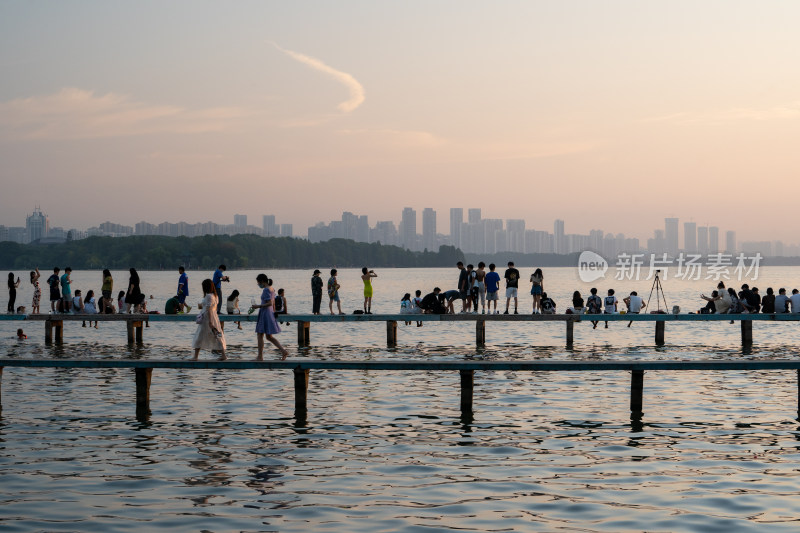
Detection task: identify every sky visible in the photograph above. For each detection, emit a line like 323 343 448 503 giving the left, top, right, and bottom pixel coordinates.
1 1 800 242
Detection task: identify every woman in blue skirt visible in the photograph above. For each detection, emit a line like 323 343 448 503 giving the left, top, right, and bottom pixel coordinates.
252 273 289 360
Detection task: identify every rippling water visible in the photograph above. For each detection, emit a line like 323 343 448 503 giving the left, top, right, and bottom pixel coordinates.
3 267 800 531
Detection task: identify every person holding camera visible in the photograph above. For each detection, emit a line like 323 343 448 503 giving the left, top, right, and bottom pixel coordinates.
361 267 378 314
212 264 230 316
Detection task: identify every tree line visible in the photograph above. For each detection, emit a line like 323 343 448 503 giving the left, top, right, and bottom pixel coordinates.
0 235 465 270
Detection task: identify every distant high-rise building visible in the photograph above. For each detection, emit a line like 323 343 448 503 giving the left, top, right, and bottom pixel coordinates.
697 226 709 255
726 231 737 253
401 207 416 250
26 207 49 244
553 219 565 254
449 208 463 249
468 208 481 225
506 219 525 253
422 208 437 251
341 211 358 240
234 214 247 228
356 216 369 242
280 224 293 237
262 215 278 236
665 218 679 257
683 222 697 253
709 226 719 254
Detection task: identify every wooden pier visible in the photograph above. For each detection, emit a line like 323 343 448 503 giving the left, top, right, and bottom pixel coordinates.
3 312 800 347
1 358 800 422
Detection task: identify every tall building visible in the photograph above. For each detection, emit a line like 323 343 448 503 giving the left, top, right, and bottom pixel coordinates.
683 222 697 253
665 217 679 257
449 208 463 249
697 226 709 255
725 231 737 253
468 208 482 224
422 208 437 251
262 215 278 236
341 211 358 240
356 216 369 243
26 207 49 244
401 207 416 250
709 226 719 254
234 214 247 228
506 219 526 253
280 224 293 237
553 219 565 254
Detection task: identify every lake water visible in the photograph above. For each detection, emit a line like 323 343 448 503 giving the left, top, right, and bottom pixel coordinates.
3 266 800 531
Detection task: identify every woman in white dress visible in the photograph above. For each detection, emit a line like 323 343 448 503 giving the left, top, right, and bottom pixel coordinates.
193 278 227 360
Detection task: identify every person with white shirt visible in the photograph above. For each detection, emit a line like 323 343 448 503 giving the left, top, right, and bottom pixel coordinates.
623 291 646 327
603 288 617 329
790 289 800 313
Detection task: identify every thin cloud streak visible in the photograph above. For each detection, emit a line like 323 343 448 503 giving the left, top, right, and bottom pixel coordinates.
273 43 365 113
645 101 800 125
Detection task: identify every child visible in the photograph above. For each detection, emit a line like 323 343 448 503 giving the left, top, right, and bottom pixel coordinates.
274 288 289 325
227 290 242 330
117 291 126 314
400 293 413 325
17 328 26 339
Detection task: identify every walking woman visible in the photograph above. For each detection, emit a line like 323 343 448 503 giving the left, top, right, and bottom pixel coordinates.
192 278 226 360
252 273 288 360
8 272 21 313
530 268 543 314
361 267 378 314
30 268 41 314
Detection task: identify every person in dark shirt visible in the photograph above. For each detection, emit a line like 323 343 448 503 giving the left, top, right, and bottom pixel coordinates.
311 269 323 315
419 288 445 314
164 296 180 315
761 287 775 313
504 261 520 314
457 262 469 313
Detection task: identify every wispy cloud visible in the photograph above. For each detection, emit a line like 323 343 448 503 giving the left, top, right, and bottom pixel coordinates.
273 43 365 113
0 88 247 141
646 101 800 125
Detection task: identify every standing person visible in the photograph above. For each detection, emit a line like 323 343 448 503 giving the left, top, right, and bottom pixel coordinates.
47 267 61 313
504 261 520 314
474 262 487 314
101 269 114 314
126 268 143 313
465 264 477 313
252 273 288 360
529 268 543 314
361 267 378 314
457 262 469 313
587 287 603 329
485 263 501 314
30 268 41 314
623 291 646 327
177 266 191 313
212 265 230 315
60 267 73 313
328 269 343 315
311 269 323 315
603 288 618 328
227 289 242 329
7 272 21 313
192 278 226 360
761 288 776 313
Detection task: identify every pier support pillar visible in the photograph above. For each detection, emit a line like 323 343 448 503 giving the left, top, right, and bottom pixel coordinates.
630 369 644 415
387 320 397 347
566 319 574 346
45 320 53 344
460 370 474 413
133 321 144 344
135 367 152 418
294 368 310 412
0 366 3 409
741 320 753 345
127 321 135 344
655 321 665 345
297 321 310 347
46 320 63 344
476 320 485 346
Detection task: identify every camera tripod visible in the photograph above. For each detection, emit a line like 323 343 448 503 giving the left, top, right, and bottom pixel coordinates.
646 270 668 313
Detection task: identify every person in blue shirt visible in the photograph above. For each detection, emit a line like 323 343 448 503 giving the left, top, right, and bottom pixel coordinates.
60 267 73 313
177 266 191 313
484 263 501 314
212 265 229 315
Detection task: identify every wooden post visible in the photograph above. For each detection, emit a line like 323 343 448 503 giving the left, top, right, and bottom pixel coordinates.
133 321 143 344
297 321 310 347
476 320 485 346
655 321 665 345
387 320 398 347
460 369 474 413
127 321 135 344
135 367 153 416
45 320 53 344
630 369 644 414
566 319 574 345
0 366 3 409
741 320 753 345
294 368 310 411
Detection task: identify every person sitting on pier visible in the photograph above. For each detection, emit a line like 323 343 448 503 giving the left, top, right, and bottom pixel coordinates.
623 291 645 327
740 284 759 314
164 295 180 315
790 289 800 314
400 293 413 325
699 291 719 314
71 289 84 314
749 287 761 314
603 288 617 328
774 288 789 313
227 290 243 329
83 290 99 328
540 292 556 314
413 289 424 326
274 288 289 325
587 287 602 329
761 288 776 313
419 288 446 314
569 291 584 315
